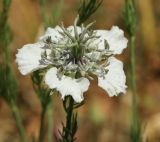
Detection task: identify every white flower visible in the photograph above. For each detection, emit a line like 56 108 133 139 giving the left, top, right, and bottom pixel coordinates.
16 20 128 102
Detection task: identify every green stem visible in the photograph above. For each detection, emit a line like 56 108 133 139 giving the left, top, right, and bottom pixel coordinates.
130 35 136 105
38 107 47 142
130 35 140 142
63 96 74 142
124 0 140 141
47 100 53 142
10 100 28 142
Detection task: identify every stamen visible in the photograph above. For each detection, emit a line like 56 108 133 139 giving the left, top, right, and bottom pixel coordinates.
82 35 100 43
60 23 75 42
74 24 79 40
79 21 96 41
86 21 96 29
52 42 78 49
74 16 79 40
74 15 79 26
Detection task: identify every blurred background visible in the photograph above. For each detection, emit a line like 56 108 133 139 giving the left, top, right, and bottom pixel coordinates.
0 0 160 142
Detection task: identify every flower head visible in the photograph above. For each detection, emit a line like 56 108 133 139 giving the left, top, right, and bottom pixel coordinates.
16 18 128 103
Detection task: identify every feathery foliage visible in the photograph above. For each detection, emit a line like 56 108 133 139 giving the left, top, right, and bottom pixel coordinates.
0 0 17 102
0 0 27 142
124 0 137 35
77 0 103 25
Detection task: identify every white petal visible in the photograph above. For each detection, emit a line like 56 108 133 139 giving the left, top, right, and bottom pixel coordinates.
16 42 46 75
98 57 127 97
39 26 63 43
93 26 128 54
45 67 90 103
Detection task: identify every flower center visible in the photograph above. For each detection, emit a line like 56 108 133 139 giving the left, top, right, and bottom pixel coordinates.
39 21 112 80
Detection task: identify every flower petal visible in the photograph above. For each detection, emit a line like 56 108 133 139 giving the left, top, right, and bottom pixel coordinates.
98 57 127 97
45 67 90 103
39 26 63 43
16 43 46 75
93 26 128 54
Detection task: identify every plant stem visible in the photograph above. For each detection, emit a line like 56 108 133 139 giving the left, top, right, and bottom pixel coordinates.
130 34 140 142
64 97 74 141
38 106 47 142
10 100 28 142
32 71 54 142
47 100 53 142
130 35 136 107
124 0 141 141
